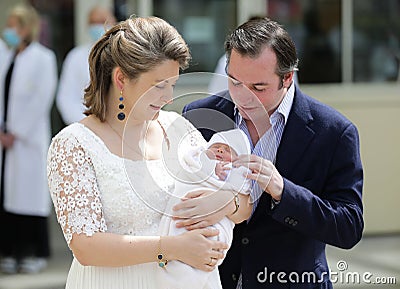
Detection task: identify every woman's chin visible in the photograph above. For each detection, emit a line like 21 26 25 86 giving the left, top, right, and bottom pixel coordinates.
151 110 160 120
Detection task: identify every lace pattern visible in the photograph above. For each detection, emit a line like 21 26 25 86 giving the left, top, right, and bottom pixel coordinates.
47 134 107 245
47 111 206 246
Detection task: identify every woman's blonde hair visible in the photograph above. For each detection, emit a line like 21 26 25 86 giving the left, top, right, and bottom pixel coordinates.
8 4 40 43
84 16 191 121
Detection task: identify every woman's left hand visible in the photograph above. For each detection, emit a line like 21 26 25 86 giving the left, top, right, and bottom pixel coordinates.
172 189 234 230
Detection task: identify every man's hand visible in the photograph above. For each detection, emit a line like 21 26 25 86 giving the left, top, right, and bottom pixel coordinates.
233 154 284 201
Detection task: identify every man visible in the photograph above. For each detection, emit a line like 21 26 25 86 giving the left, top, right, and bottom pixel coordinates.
56 5 116 124
181 17 363 288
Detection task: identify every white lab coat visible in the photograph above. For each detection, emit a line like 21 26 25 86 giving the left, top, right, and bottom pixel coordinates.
0 39 9 67
0 42 57 217
56 44 92 124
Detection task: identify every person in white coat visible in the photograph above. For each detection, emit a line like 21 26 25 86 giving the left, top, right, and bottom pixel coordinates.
56 5 116 125
0 4 57 274
0 38 8 60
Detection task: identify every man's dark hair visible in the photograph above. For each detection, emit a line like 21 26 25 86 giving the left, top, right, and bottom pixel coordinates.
225 17 299 78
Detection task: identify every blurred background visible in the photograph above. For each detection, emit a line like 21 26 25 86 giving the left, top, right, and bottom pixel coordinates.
0 0 399 288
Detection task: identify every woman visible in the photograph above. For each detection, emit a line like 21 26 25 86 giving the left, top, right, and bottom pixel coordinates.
47 16 249 288
0 4 57 274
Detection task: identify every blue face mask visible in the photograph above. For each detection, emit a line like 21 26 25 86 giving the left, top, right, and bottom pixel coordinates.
88 24 105 42
2 28 21 48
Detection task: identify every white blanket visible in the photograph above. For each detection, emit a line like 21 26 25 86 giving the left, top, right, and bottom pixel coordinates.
157 146 251 289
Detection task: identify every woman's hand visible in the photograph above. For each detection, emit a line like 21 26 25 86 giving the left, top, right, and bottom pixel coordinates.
169 227 228 271
173 189 234 230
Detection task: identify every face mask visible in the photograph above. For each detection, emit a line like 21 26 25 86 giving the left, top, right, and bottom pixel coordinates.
2 28 21 48
88 24 105 42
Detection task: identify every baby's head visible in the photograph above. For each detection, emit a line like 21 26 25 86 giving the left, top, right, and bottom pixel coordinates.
206 142 237 162
205 129 251 162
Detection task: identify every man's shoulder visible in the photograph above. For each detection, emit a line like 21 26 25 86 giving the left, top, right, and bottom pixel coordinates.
182 91 235 141
184 90 233 111
296 89 352 125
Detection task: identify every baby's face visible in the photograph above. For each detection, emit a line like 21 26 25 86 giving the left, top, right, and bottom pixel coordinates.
206 143 237 162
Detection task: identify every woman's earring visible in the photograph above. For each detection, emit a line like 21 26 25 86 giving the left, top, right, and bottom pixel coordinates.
117 89 125 121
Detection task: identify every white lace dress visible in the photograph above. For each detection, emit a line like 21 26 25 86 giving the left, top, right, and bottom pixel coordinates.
47 111 206 289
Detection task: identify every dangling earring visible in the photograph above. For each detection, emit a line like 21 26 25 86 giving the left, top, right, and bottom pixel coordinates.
117 89 125 121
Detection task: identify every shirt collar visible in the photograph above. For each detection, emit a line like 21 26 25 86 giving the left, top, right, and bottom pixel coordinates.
273 82 294 125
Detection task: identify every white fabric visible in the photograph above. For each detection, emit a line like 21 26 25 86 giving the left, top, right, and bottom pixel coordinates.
207 128 251 156
0 42 57 216
0 39 10 67
157 129 252 289
56 44 92 124
47 110 207 289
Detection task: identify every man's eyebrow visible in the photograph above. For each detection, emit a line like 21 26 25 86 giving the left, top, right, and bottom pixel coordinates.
227 73 268 86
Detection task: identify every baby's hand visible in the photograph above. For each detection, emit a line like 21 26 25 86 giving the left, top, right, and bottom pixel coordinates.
215 162 230 180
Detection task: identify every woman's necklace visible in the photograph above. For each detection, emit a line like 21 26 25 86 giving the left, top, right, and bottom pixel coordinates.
104 119 143 155
104 119 170 158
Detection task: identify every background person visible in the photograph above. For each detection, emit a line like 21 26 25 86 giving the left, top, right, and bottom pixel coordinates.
178 17 363 289
0 38 8 60
56 5 116 125
0 3 57 274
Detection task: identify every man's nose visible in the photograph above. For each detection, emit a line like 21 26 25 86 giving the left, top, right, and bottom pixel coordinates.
231 88 254 106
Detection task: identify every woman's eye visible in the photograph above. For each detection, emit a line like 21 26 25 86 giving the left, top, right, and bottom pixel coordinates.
230 78 242 86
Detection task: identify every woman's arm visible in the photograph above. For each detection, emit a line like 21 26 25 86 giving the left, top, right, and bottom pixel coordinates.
47 134 227 271
70 228 226 270
172 189 252 231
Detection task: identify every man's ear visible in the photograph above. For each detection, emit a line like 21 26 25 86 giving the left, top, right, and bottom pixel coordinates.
282 71 294 88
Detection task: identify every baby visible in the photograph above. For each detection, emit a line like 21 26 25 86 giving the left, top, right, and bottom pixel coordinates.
157 129 252 289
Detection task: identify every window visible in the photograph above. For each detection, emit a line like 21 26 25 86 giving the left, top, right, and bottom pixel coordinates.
353 0 400 82
153 0 237 72
267 0 400 83
267 0 342 83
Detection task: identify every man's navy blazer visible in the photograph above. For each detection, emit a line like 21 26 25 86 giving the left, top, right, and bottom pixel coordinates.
182 87 364 289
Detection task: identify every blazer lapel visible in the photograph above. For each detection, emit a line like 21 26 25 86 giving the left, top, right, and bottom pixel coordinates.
275 90 315 178
216 90 235 121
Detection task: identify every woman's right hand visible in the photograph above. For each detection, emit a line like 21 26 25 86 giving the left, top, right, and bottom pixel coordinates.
168 227 228 271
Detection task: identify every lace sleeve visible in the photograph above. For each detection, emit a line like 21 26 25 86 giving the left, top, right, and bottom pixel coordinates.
47 133 107 245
